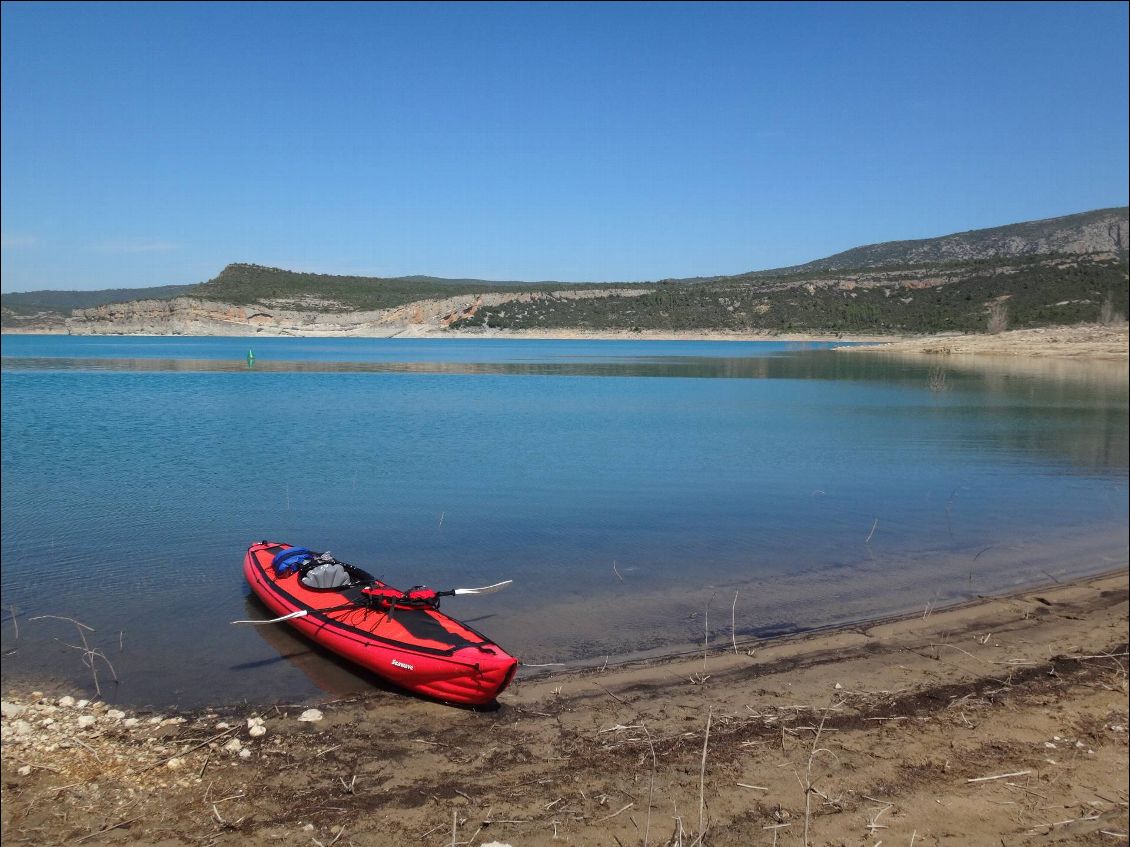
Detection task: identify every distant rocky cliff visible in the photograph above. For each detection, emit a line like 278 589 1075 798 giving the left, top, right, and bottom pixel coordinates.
5 206 1126 336
64 289 649 336
767 207 1128 274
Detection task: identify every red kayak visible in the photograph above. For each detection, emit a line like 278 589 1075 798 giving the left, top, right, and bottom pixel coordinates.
242 541 518 706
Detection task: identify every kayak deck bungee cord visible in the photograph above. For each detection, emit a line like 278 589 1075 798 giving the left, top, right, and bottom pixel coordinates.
240 541 518 706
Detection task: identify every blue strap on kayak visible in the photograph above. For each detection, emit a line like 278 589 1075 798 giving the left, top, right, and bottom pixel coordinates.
272 547 315 576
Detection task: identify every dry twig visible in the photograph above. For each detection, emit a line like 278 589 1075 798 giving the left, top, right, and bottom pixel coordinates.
696 707 713 843
967 770 1032 783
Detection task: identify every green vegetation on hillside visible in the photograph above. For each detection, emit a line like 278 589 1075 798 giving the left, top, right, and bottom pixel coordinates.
186 263 617 311
0 284 195 319
450 255 1129 334
3 207 1126 334
187 264 493 310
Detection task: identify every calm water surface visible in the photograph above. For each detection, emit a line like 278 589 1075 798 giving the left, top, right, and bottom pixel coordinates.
2 335 1126 708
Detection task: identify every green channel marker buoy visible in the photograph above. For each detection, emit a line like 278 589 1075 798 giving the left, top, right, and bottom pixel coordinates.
247 349 255 368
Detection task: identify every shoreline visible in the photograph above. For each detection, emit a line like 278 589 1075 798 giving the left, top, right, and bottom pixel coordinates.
4 323 1127 361
840 323 1129 361
1 327 895 343
4 569 1127 845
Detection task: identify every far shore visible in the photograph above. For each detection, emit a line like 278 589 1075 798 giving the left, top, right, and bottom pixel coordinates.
1 326 894 342
4 322 1129 360
3 569 1127 846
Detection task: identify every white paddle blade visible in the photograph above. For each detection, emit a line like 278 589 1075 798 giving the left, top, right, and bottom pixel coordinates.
453 580 513 596
231 610 308 625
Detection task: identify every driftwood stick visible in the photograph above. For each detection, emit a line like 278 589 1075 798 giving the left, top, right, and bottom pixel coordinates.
594 802 634 823
592 681 627 705
698 707 713 839
967 770 1032 783
141 726 240 772
731 591 739 655
76 817 144 843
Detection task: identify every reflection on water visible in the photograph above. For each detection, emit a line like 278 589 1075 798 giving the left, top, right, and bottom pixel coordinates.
6 350 1124 475
238 595 406 699
1 338 1126 708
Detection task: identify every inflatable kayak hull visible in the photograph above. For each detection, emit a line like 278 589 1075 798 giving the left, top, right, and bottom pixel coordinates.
243 541 518 706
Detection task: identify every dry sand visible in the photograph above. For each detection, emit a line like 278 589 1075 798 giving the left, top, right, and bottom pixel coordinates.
2 571 1127 846
841 324 1129 361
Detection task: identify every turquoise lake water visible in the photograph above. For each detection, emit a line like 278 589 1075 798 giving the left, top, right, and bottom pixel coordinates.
1 335 1127 708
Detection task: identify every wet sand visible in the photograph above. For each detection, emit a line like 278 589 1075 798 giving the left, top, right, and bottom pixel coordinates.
3 570 1126 846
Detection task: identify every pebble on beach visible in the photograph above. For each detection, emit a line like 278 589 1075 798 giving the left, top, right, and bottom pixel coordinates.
297 709 324 723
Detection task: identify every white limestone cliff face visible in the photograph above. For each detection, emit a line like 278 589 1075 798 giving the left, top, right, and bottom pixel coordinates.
64 288 649 336
786 209 1129 273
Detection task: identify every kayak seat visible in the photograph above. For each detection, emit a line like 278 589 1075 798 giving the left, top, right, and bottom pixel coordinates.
301 563 353 590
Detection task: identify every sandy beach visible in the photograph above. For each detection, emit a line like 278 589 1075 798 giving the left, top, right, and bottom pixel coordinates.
469 325 1130 361
2 570 1126 846
840 324 1129 361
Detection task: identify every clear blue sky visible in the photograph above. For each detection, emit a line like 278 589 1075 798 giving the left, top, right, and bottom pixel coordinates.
2 1 1127 292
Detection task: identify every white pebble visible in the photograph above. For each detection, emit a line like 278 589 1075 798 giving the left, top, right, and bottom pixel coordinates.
106 709 126 720
216 721 231 730
75 699 90 709
239 748 252 759
297 709 323 723
58 696 76 708
11 719 33 736
1 701 26 720
303 824 315 832
17 765 32 776
166 757 184 769
122 718 139 728
223 738 243 753
77 715 96 729
249 724 267 737
247 717 264 729
1044 742 1057 748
